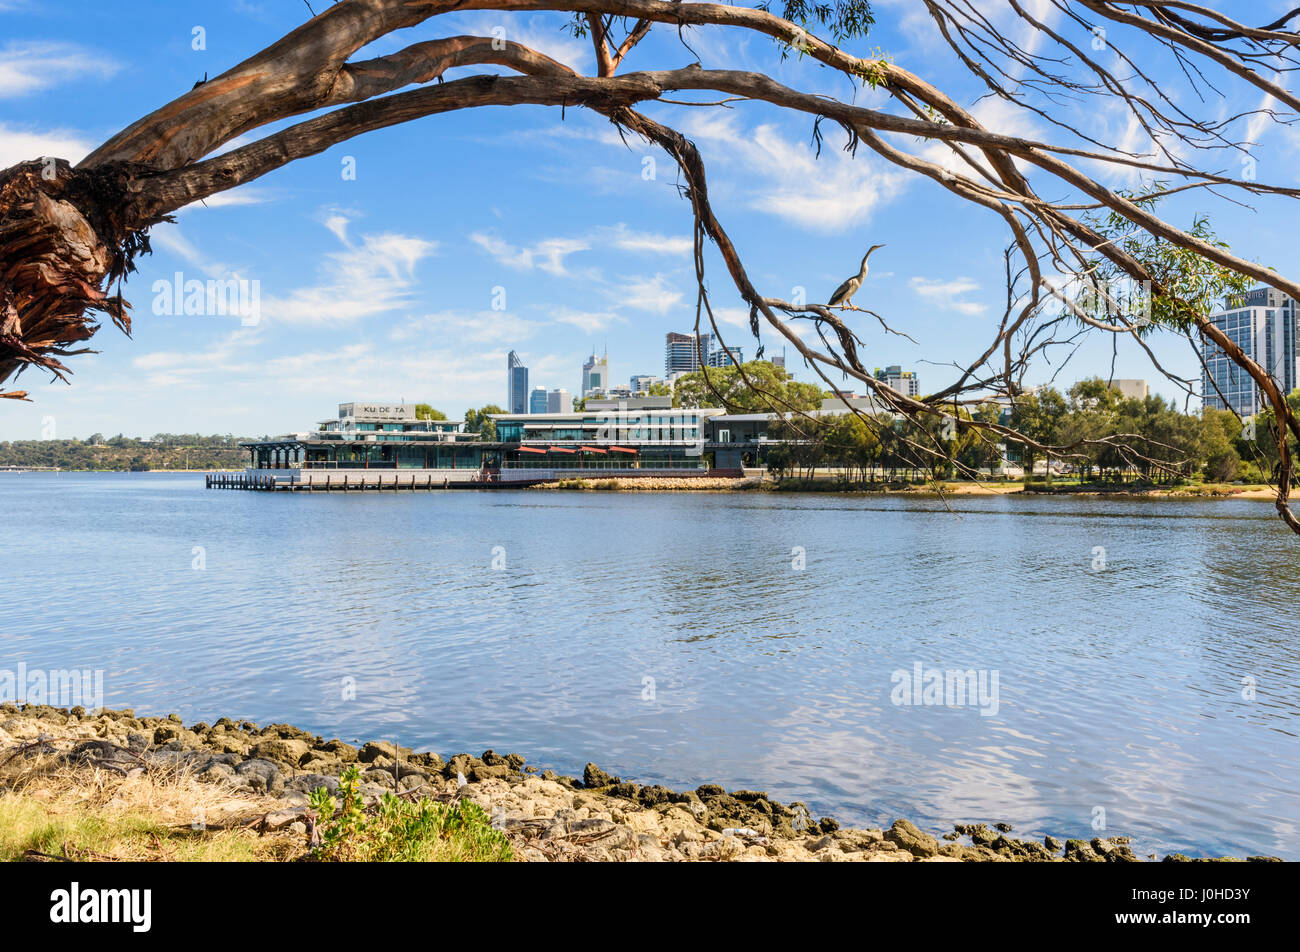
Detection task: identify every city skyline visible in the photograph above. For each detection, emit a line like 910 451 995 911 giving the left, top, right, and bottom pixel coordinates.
3 2 1298 442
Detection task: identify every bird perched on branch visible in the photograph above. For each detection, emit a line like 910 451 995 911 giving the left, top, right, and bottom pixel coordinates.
828 244 885 308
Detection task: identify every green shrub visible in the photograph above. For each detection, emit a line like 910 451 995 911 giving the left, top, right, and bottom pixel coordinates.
309 766 512 862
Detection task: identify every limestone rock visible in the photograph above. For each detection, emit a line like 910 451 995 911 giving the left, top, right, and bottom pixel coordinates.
884 819 941 858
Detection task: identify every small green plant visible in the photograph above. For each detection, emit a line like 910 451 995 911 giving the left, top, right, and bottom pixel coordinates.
309 766 512 863
308 765 367 861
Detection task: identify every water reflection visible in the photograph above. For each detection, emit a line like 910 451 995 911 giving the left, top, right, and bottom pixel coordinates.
0 474 1297 858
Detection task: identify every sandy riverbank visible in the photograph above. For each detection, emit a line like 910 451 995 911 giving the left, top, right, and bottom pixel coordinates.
0 705 1278 863
530 476 1278 500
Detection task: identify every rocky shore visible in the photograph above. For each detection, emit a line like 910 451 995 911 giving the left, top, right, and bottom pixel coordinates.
531 476 761 491
0 705 1278 862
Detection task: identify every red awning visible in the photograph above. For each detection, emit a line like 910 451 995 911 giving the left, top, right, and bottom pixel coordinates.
610 446 639 454
515 445 547 454
579 446 608 454
547 446 576 454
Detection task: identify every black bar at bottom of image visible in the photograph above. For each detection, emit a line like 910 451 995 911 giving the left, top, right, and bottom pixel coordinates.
0 859 1282 938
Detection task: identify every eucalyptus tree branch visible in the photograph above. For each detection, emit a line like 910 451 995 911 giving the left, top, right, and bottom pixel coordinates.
5 0 1300 530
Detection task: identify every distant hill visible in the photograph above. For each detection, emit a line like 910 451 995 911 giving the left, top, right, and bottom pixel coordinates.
0 434 259 471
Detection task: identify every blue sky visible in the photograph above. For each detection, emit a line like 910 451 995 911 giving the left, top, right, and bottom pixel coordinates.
1 0 1297 439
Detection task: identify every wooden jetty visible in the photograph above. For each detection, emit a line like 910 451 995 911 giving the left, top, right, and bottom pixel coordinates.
204 471 534 491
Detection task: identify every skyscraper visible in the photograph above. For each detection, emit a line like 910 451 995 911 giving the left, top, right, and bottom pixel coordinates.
529 386 549 414
1112 380 1149 401
665 331 716 376
877 365 920 398
706 346 744 368
547 388 571 413
507 351 529 415
582 350 610 397
1202 288 1298 416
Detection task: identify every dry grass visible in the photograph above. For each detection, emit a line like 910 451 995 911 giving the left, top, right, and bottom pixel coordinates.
0 752 305 862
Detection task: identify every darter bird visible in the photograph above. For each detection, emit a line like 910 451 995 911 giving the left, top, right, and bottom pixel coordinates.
828 244 885 308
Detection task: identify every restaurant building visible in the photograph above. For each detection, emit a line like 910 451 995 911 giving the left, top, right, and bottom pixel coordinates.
236 399 730 487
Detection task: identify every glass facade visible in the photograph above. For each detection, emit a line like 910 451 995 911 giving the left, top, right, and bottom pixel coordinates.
244 403 725 475
490 406 718 470
665 332 716 376
1202 307 1267 415
507 351 528 414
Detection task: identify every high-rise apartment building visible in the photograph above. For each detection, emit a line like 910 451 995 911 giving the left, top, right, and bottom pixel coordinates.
706 346 744 368
665 332 716 376
877 365 920 398
1202 288 1298 416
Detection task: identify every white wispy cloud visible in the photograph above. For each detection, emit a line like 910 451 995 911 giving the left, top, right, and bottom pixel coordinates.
552 308 621 332
444 13 589 70
0 123 93 167
910 276 987 316
914 96 1043 180
618 274 684 314
679 111 911 231
266 215 438 325
471 232 590 276
176 187 274 212
603 224 692 256
150 225 228 279
711 306 752 329
471 223 689 275
0 41 119 97
389 310 545 344
253 343 520 410
127 335 511 410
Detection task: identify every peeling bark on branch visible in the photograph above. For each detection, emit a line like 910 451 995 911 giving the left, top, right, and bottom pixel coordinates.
0 160 157 398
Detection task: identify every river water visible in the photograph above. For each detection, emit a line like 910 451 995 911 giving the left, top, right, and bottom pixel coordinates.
2 473 1297 858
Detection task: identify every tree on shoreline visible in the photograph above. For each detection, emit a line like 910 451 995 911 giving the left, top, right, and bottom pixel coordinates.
4 2 1300 530
673 360 825 412
464 405 505 441
414 404 448 421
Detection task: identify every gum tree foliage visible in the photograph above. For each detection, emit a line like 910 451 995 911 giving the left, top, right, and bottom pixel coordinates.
5 1 1300 530
414 403 448 420
673 360 825 411
464 404 505 440
766 379 1294 486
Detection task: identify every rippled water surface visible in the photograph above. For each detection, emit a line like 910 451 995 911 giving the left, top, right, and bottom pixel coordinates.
3 473 1298 858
